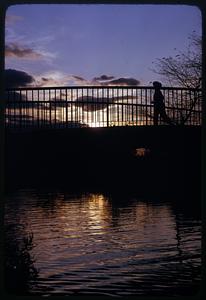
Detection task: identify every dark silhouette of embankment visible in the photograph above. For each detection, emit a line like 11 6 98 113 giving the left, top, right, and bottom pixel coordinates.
4 126 201 200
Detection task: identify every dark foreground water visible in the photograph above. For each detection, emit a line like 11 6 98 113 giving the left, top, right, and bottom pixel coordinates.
4 189 201 297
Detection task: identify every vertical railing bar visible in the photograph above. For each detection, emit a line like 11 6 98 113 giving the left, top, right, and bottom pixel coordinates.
151 88 153 125
199 90 201 125
95 89 96 124
94 89 98 126
135 88 137 125
138 88 140 125
31 90 34 127
58 89 61 126
19 90 22 128
42 90 46 126
49 89 51 127
24 90 26 128
22 90 26 127
81 87 84 126
108 87 110 126
78 88 79 127
131 88 134 124
136 89 138 125
142 88 144 125
112 87 114 126
143 87 145 125
190 90 192 125
59 89 61 127
76 88 78 126
176 88 178 120
14 91 16 128
23 90 26 128
87 88 92 124
145 88 148 125
166 89 169 124
176 89 179 124
14 91 15 128
13 91 15 128
79 87 81 126
171 89 173 124
101 88 103 127
57 89 59 127
32 90 34 128
71 89 73 127
116 88 119 126
100 88 103 127
54 89 56 128
65 88 68 128
121 88 124 126
37 89 39 128
149 88 151 125
125 89 129 125
180 89 183 124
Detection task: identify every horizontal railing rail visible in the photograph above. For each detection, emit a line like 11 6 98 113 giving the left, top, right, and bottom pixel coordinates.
4 86 202 129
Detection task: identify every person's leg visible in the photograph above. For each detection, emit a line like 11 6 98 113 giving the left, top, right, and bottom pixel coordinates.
160 109 173 125
154 108 159 125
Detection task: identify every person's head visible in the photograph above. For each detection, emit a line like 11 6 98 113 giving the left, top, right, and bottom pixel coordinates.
153 81 162 89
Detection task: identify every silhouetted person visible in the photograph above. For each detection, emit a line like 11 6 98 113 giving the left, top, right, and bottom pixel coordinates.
152 81 173 125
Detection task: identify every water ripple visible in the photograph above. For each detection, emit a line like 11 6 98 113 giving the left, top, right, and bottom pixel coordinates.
4 189 201 296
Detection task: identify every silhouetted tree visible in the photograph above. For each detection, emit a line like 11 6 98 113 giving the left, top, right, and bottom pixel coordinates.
152 33 202 125
152 32 201 89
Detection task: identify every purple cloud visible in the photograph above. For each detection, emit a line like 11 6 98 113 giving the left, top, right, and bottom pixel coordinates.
5 42 44 60
6 14 23 25
72 75 86 82
5 69 35 88
106 77 140 86
93 75 115 81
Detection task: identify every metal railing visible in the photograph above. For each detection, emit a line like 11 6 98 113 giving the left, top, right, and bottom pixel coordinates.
4 86 202 129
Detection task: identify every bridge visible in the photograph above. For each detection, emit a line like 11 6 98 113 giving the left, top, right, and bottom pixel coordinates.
5 85 202 129
4 85 202 195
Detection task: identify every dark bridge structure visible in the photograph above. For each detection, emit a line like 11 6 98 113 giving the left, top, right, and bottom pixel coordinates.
5 85 202 129
5 85 202 197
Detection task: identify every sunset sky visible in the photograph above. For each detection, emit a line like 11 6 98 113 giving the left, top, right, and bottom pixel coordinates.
5 4 201 87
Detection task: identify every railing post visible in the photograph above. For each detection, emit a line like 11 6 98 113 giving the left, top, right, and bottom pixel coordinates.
107 89 109 127
65 88 68 128
145 88 148 125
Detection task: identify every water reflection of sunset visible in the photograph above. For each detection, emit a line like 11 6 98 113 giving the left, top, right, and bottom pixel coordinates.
4 190 201 296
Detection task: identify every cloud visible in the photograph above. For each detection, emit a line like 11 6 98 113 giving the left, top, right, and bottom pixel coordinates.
91 76 141 86
41 77 49 82
35 71 73 87
72 75 86 82
6 14 23 25
93 75 115 82
34 73 141 88
5 69 35 88
5 42 44 60
106 77 140 86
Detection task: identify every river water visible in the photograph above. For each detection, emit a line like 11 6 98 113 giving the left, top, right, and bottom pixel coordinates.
4 188 201 297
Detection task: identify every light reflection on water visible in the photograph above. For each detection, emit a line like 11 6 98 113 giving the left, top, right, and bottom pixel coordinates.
4 190 201 296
